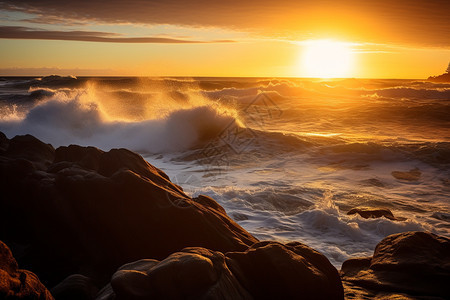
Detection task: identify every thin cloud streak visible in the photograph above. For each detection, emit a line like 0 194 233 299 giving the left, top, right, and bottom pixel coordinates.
0 67 118 76
0 26 235 43
0 0 449 47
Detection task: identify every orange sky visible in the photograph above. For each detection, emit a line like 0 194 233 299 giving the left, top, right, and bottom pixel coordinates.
0 0 449 78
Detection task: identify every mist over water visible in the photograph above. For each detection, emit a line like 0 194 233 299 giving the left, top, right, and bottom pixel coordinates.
1 75 449 267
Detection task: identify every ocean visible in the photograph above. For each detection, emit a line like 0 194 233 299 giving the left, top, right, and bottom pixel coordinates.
1 75 449 267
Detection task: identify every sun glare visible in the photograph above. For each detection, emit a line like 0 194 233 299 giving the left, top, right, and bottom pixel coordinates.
300 40 354 78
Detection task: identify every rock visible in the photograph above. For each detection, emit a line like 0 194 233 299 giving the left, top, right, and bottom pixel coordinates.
109 249 250 300
391 168 421 181
6 134 55 169
0 132 257 286
347 207 405 221
227 241 344 300
428 72 450 82
51 274 98 300
341 231 450 299
53 145 103 172
0 131 8 152
99 242 343 300
0 240 53 299
360 178 385 187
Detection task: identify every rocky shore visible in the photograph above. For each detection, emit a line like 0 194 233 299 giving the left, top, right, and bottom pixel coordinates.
1 132 449 299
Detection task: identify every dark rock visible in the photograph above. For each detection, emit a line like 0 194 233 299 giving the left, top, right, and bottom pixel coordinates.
360 178 385 187
341 231 450 299
54 145 103 171
0 131 8 152
0 132 257 286
194 194 227 215
6 134 55 169
0 240 53 299
428 72 450 82
227 241 344 300
0 132 347 299
99 242 343 300
108 249 250 300
347 207 405 221
51 274 98 300
391 168 421 181
97 148 170 180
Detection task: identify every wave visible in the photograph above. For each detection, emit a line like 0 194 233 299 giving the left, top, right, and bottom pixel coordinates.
0 86 240 153
1 77 450 165
2 76 449 268
364 87 450 100
200 187 432 266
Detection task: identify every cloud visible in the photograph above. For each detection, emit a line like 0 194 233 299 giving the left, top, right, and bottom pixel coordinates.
0 26 234 43
0 0 449 47
0 67 118 76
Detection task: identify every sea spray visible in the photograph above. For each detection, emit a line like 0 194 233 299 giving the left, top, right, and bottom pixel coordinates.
1 76 448 268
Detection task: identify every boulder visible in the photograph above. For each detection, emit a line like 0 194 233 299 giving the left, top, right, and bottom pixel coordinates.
226 241 344 300
0 131 8 152
341 231 450 299
99 242 344 300
0 133 257 286
0 240 53 299
391 168 421 181
347 207 405 221
6 134 55 168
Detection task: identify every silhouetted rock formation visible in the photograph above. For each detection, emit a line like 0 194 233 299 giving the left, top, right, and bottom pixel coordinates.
5 132 448 299
347 207 405 221
0 240 53 299
428 73 450 82
96 242 344 300
391 167 421 181
226 241 344 299
0 133 257 286
428 63 450 82
341 231 450 299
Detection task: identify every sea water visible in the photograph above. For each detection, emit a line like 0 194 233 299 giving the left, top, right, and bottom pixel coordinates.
1 75 449 267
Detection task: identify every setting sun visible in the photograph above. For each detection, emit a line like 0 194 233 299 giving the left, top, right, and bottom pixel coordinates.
301 40 354 78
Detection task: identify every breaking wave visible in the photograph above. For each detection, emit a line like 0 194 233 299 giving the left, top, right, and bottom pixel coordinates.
1 76 449 268
0 82 241 153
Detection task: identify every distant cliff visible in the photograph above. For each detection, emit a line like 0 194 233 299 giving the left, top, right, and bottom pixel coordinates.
428 72 450 82
428 63 450 82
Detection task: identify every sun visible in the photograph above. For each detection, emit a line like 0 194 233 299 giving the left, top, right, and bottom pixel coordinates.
300 40 354 78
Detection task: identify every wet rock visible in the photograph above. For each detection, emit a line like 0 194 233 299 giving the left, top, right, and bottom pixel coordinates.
100 242 344 300
110 249 250 300
347 207 405 221
0 132 257 286
227 241 344 300
391 168 421 181
0 240 53 299
341 231 450 299
54 145 103 171
0 131 8 152
360 178 385 187
6 134 55 169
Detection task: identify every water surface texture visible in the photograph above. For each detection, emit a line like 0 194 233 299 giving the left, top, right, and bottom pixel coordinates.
1 76 449 266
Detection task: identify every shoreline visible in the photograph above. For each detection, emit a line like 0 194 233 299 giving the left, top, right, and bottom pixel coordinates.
0 132 449 299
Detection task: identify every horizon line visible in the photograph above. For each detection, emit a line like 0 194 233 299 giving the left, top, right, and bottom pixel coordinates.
0 74 430 80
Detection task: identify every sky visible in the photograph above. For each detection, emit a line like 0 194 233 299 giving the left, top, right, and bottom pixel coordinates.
0 0 449 78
